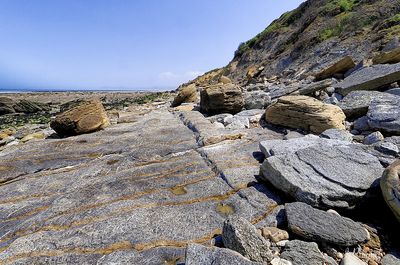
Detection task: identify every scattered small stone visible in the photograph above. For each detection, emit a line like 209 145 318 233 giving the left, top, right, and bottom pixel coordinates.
364 131 384 145
261 227 289 243
270 257 293 265
340 253 367 265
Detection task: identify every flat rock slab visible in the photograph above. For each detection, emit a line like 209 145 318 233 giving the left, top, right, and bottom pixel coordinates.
260 137 384 209
0 110 282 264
285 202 369 246
338 90 399 119
367 96 400 134
335 63 400 95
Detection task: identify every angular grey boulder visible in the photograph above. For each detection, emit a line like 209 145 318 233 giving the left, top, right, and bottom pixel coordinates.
335 63 400 96
381 253 400 265
222 217 273 263
281 240 337 265
367 96 400 134
185 244 262 265
320 128 353 142
338 90 398 119
244 91 271 109
260 137 384 209
285 202 370 246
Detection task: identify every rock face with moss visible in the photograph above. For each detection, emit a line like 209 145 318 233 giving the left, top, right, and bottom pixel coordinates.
188 0 400 85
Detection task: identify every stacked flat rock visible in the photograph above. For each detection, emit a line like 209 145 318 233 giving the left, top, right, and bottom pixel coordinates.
50 99 110 137
260 136 384 209
335 63 400 95
265 95 346 134
200 83 244 115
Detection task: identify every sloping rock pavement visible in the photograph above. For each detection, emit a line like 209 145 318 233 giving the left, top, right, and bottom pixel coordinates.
0 109 285 264
335 63 400 96
285 202 369 246
260 136 384 209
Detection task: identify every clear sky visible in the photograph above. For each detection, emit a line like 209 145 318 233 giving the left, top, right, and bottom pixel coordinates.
0 0 304 91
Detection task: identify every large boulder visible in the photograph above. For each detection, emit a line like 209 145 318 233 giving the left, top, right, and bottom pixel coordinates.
50 100 110 137
367 96 400 134
222 217 273 263
0 97 15 115
265 95 346 134
171 84 197 107
334 63 400 95
380 160 400 222
259 136 384 209
285 202 369 246
200 84 244 115
338 90 399 119
244 91 271 109
315 56 356 81
185 244 262 265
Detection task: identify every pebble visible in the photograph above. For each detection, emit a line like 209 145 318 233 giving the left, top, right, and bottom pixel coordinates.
364 131 384 145
262 227 289 243
341 253 367 265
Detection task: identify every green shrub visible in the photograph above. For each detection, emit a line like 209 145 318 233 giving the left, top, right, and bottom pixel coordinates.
338 0 355 12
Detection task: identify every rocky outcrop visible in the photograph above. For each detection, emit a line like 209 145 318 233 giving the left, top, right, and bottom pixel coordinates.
285 202 369 246
50 100 110 137
0 97 16 115
373 48 400 65
222 217 274 263
185 244 262 265
200 84 244 115
315 56 355 81
380 160 400 222
367 96 400 134
0 97 47 115
244 91 271 109
265 95 346 134
338 91 399 119
260 136 384 209
171 84 197 107
335 63 400 95
280 240 337 265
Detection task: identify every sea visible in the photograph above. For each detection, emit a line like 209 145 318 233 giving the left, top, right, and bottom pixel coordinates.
0 87 173 93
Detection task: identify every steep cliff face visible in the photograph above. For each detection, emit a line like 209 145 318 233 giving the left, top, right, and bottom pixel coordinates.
186 0 400 86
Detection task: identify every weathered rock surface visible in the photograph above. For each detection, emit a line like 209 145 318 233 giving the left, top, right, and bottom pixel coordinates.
338 90 399 119
372 47 400 65
380 160 400 222
244 91 271 109
185 243 262 265
50 100 110 136
200 84 244 115
222 217 273 263
315 56 355 81
0 97 15 115
0 109 285 264
386 87 400 96
261 227 289 243
335 63 400 95
367 96 400 134
281 240 337 265
381 253 400 265
265 95 346 134
171 84 198 107
285 202 369 246
320 128 353 142
293 79 334 95
260 137 384 209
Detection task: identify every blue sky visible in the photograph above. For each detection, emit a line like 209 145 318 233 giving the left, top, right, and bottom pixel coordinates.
0 0 304 90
